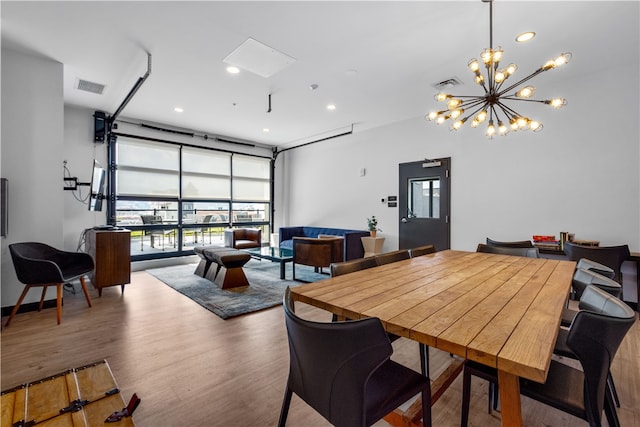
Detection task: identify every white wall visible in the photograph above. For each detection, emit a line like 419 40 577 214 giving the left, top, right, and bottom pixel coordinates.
63 106 109 249
276 60 640 255
1 48 64 307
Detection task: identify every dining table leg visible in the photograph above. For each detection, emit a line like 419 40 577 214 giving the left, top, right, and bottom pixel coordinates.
497 370 522 427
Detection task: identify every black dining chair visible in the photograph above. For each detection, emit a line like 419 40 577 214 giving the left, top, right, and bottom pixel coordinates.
279 287 431 427
7 242 94 326
461 284 635 427
476 243 540 258
555 284 628 422
485 238 534 248
563 241 630 286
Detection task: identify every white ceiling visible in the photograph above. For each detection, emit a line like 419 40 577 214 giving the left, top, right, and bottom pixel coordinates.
2 1 638 148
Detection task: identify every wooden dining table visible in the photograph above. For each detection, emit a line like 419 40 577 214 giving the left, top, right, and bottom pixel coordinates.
289 249 575 427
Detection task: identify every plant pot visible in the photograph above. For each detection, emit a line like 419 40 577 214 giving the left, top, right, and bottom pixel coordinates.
370 230 377 238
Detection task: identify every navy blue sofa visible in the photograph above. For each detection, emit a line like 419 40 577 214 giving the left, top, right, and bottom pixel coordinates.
279 226 370 261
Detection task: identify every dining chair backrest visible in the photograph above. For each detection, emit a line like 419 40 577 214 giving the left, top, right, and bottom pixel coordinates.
565 285 635 425
375 249 410 266
576 258 615 279
330 257 378 277
281 288 392 426
476 243 539 258
572 268 622 300
485 238 534 248
409 244 436 258
563 241 630 284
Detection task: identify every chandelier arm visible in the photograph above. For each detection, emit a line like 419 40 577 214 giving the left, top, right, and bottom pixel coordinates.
497 68 545 97
458 98 489 110
500 97 547 104
495 101 523 119
491 104 505 124
461 104 490 123
495 101 517 120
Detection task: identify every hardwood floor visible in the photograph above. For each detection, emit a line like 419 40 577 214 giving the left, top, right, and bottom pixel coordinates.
2 271 638 426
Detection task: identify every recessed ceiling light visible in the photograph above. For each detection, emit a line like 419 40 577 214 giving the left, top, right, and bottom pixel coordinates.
327 104 336 111
263 128 270 133
227 66 240 74
174 107 184 113
515 32 536 43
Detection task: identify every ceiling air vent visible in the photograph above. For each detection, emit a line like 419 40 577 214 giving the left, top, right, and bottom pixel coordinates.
76 78 106 95
432 77 462 90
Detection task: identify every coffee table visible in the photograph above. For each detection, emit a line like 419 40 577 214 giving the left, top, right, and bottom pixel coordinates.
244 246 293 279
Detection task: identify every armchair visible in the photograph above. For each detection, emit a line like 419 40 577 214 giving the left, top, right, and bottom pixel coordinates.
7 242 94 326
292 236 344 281
224 228 261 249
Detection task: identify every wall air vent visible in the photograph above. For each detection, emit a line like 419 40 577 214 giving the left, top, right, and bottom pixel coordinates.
432 77 462 90
76 78 106 95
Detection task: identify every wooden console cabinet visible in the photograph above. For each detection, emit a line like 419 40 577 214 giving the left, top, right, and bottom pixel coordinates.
85 229 131 296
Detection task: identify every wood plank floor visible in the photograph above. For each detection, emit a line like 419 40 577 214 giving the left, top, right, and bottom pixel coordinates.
2 271 638 426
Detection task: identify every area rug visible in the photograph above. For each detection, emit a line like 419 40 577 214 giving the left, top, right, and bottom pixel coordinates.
146 259 326 320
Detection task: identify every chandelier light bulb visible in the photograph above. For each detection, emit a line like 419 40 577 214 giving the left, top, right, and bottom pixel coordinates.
446 98 462 109
492 48 503 63
506 63 517 75
435 93 450 102
547 98 567 109
435 115 447 125
510 118 519 130
529 120 543 132
554 53 571 67
470 119 480 128
495 70 507 83
426 111 438 121
450 109 464 119
498 121 508 135
451 118 466 131
468 59 480 72
517 117 528 129
486 120 496 137
475 110 488 123
516 86 536 98
481 48 492 64
474 74 485 85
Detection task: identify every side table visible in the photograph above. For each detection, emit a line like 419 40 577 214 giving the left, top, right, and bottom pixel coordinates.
361 236 385 257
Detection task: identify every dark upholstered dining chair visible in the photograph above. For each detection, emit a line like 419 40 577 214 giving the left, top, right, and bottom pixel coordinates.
374 249 410 266
460 284 635 427
563 241 630 285
330 256 378 277
476 243 540 258
7 242 94 326
485 238 534 248
554 285 628 424
279 287 431 427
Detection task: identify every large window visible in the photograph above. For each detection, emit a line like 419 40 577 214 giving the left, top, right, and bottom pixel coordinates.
112 137 272 260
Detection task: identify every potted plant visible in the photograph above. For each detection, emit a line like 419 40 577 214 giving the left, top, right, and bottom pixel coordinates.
367 216 381 237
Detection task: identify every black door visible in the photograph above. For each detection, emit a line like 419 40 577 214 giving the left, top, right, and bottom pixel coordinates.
398 158 450 251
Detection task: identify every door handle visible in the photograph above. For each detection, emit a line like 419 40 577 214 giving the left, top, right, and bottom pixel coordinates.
401 218 408 223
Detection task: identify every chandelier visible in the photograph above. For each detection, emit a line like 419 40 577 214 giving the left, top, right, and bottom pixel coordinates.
426 0 571 137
